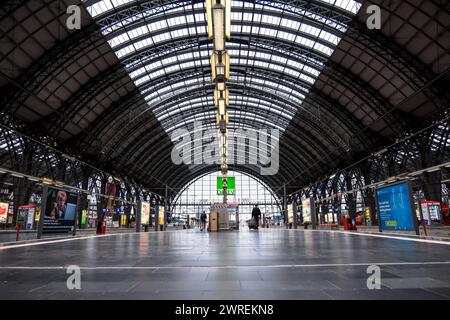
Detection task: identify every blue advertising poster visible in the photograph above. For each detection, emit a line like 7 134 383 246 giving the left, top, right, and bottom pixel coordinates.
375 182 415 231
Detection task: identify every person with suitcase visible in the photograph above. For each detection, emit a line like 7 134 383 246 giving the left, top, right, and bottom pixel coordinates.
251 205 262 229
200 211 207 231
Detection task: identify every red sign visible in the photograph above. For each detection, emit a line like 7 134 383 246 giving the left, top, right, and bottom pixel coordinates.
0 202 9 222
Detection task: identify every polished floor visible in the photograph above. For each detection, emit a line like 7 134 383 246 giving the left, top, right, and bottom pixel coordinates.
1 228 450 300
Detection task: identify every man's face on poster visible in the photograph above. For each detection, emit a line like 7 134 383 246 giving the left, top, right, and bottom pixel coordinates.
56 191 67 208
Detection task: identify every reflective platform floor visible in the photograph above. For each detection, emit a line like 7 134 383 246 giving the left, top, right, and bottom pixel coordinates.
1 229 450 300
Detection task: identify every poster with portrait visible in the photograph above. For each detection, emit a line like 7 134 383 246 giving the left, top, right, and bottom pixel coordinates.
43 187 78 233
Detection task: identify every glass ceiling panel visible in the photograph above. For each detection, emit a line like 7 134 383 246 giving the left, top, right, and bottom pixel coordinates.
83 0 361 137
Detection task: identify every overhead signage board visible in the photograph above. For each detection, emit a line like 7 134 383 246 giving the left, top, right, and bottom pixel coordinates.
43 187 78 233
375 181 418 232
217 177 235 195
301 198 317 228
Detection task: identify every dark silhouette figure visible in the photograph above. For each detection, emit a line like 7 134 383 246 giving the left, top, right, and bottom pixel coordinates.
251 205 262 229
200 211 207 231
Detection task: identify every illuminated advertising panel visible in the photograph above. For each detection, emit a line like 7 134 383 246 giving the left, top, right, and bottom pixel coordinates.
375 181 417 231
43 187 78 233
302 198 312 223
0 202 8 223
287 204 294 223
141 202 150 225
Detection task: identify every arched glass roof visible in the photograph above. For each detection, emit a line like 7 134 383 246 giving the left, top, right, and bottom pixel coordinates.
82 0 362 135
172 170 282 217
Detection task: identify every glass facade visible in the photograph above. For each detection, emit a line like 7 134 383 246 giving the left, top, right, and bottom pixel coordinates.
172 170 281 222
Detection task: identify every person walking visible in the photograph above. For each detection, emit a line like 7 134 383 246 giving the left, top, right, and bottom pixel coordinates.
200 211 207 231
251 205 262 229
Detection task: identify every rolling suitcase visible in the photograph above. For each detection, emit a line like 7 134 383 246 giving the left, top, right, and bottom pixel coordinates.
248 218 258 230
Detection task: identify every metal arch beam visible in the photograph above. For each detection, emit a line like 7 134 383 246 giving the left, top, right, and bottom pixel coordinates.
110 106 329 188
97 37 386 145
71 88 144 152
99 81 350 162
86 0 439 94
45 63 129 137
117 117 312 186
7 0 442 139
94 90 361 189
101 66 361 153
99 7 343 53
114 108 340 190
108 82 346 169
3 24 400 151
3 19 103 115
174 164 286 199
135 126 319 188
246 37 401 127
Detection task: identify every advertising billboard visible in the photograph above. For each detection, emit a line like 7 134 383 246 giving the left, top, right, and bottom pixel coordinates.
287 204 294 224
141 201 150 225
217 177 235 195
302 198 312 223
0 202 8 223
301 198 317 228
43 187 78 233
375 181 418 232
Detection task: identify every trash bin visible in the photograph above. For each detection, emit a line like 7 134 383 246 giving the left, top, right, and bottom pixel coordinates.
304 222 309 230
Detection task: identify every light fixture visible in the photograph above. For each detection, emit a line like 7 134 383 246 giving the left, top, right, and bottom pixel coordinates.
212 1 225 51
11 173 24 178
210 52 230 82
42 178 54 185
217 82 226 91
206 0 231 190
218 99 226 115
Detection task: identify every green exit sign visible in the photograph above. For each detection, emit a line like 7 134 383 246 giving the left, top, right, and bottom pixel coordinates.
217 177 235 195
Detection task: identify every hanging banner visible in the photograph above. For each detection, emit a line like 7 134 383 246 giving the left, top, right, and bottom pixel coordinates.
141 202 150 225
0 202 8 223
43 187 78 233
375 181 418 231
217 177 235 195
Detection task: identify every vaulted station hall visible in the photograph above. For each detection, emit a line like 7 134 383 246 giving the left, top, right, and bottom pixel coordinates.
0 0 449 300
